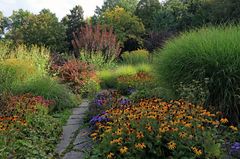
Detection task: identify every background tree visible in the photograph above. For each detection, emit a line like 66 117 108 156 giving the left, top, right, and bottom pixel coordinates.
0 11 4 36
210 0 240 23
99 7 145 50
62 5 85 49
7 9 66 52
5 9 32 43
135 0 161 32
95 0 139 17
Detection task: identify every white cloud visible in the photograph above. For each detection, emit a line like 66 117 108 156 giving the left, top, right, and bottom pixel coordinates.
0 0 104 20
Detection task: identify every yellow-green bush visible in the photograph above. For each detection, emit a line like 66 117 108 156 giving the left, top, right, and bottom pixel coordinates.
154 26 240 123
121 49 150 65
0 59 38 92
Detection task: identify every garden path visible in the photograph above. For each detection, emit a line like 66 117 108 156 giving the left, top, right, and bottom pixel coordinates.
55 99 92 159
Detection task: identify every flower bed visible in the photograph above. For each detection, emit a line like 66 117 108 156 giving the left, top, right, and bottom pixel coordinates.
0 93 61 158
90 98 239 158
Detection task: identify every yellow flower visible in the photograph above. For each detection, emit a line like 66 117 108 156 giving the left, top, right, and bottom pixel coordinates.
110 138 122 145
191 146 202 156
116 128 122 135
220 118 228 124
119 146 128 154
185 123 192 128
135 143 146 149
179 132 187 138
91 133 98 137
136 131 144 139
107 152 114 159
167 141 176 150
230 125 238 131
146 125 153 132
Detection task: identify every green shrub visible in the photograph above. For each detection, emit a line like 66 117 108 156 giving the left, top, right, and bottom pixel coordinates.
177 79 210 106
80 53 117 70
154 26 240 122
121 49 150 65
0 59 38 92
98 64 153 90
0 41 11 60
0 44 50 75
11 45 50 75
97 70 118 89
82 79 101 99
13 77 79 112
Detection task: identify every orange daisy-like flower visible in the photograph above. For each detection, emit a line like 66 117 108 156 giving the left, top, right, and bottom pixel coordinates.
136 131 144 139
229 125 238 131
220 118 228 124
119 146 128 154
167 141 176 150
107 152 114 159
135 143 146 149
191 146 203 156
179 132 187 138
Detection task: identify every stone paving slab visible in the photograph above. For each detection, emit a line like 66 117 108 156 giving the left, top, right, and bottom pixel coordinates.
55 100 91 159
56 124 80 154
63 151 83 159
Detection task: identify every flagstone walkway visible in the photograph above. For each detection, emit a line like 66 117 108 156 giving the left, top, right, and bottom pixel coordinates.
55 99 92 159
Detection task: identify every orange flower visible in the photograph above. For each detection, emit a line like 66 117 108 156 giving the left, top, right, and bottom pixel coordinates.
220 118 228 124
135 143 146 149
119 146 128 154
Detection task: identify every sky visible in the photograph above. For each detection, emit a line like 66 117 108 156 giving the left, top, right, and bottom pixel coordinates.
0 0 104 20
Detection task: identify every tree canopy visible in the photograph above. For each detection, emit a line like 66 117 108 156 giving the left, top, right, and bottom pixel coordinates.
99 7 145 47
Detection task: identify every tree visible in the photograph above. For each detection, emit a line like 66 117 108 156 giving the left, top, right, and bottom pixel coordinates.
62 5 85 50
99 7 145 49
95 0 139 16
135 0 161 31
210 0 240 23
5 9 32 43
7 9 66 52
0 11 5 37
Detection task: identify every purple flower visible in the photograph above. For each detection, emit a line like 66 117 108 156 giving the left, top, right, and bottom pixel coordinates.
90 115 110 125
128 88 135 94
119 98 130 105
230 142 240 156
95 99 103 106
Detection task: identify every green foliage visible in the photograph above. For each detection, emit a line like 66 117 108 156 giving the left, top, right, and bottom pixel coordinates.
154 26 240 122
82 79 101 99
99 7 145 45
0 44 50 76
62 5 85 49
121 49 150 65
97 69 118 89
97 64 152 90
135 0 162 31
0 106 62 159
80 53 117 70
0 59 38 92
6 9 66 52
95 0 138 16
210 0 240 24
13 77 79 112
177 79 210 105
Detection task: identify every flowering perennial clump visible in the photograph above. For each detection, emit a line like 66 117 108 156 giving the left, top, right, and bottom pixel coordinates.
117 72 152 94
90 98 239 158
0 94 54 132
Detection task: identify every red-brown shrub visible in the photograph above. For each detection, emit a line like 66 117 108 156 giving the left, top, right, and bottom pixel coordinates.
72 24 121 61
58 59 97 94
